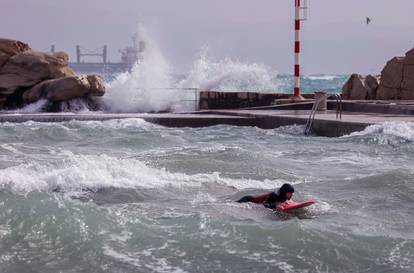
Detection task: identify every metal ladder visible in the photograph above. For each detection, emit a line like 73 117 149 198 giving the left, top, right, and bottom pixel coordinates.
304 93 342 135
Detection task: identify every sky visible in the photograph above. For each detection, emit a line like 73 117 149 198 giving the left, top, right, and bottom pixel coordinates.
1 0 414 74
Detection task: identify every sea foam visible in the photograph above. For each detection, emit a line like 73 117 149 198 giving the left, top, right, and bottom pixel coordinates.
0 151 294 194
344 122 414 145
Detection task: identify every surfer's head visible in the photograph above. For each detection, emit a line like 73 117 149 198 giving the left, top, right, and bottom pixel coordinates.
279 183 295 200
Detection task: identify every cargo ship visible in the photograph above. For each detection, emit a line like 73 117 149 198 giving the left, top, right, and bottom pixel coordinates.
66 35 145 74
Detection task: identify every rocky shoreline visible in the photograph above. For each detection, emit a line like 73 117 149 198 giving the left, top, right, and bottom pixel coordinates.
0 38 105 111
342 48 414 100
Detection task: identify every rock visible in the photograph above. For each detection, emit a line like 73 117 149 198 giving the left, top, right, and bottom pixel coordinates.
0 38 31 69
401 64 414 100
401 64 414 92
380 57 404 89
404 48 414 65
400 89 414 100
0 50 75 95
376 86 401 100
0 95 7 107
342 74 372 100
23 75 105 103
0 52 10 68
0 38 31 56
365 74 379 99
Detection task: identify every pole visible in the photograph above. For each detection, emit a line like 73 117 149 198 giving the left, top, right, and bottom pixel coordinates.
294 0 301 98
103 45 107 64
76 45 81 63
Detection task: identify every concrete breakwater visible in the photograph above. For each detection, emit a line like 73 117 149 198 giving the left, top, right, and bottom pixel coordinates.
198 91 315 109
2 98 414 137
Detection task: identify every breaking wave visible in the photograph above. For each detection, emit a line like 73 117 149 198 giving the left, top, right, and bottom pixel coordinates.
344 122 414 145
103 25 281 113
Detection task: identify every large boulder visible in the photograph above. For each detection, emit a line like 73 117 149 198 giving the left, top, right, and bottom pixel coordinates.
375 57 405 100
376 86 401 100
23 75 105 103
365 74 379 99
401 64 414 95
0 38 30 55
0 95 7 108
0 38 31 68
0 50 75 95
342 74 378 100
380 57 404 89
404 48 414 65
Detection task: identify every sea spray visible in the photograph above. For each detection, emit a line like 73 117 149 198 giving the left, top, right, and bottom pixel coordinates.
104 24 178 113
177 47 280 92
104 26 282 113
18 99 50 113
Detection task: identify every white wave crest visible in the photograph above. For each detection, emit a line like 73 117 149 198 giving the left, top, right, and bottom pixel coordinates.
0 152 293 194
305 75 339 81
178 48 280 93
345 122 414 144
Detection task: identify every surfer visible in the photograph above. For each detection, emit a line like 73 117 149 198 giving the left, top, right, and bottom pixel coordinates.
237 183 295 209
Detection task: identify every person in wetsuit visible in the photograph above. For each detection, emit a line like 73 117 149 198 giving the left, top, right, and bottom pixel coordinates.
237 183 295 209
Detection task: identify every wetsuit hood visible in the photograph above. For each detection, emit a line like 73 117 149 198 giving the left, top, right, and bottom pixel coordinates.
278 183 295 201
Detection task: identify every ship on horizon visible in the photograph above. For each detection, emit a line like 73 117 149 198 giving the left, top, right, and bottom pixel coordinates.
60 35 145 74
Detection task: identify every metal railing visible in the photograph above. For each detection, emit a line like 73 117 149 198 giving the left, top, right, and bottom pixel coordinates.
134 87 199 111
304 93 342 135
333 93 342 119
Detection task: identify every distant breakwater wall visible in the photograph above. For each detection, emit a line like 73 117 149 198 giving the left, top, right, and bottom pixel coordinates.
198 91 316 110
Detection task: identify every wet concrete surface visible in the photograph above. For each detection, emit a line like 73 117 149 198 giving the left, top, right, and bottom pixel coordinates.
1 101 414 137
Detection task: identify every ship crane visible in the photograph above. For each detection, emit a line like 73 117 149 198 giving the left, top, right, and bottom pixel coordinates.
76 45 108 64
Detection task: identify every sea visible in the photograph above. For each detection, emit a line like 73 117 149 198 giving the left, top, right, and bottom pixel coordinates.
1 26 414 273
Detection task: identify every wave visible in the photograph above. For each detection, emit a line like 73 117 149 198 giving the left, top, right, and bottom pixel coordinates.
343 122 414 145
0 152 296 194
177 48 280 93
103 24 282 113
304 75 340 81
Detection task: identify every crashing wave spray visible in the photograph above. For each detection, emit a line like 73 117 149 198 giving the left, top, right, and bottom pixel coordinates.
178 48 280 93
105 25 281 113
104 24 180 113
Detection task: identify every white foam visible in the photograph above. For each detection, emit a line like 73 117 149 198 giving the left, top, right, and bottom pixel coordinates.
12 99 49 113
305 75 339 81
104 24 182 113
178 47 280 92
345 122 414 143
0 118 153 132
104 24 281 113
0 152 294 194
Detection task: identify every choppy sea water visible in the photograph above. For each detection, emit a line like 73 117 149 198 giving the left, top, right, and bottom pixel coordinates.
0 119 413 273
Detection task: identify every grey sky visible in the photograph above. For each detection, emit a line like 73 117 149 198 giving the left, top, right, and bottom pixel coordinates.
1 0 414 74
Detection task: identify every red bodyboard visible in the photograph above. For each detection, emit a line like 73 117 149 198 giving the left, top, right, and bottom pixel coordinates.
279 200 315 211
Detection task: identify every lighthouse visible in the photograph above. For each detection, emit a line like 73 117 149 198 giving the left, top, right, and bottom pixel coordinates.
292 0 308 101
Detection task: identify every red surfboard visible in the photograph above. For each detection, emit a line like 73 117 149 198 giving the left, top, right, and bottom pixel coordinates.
278 200 315 211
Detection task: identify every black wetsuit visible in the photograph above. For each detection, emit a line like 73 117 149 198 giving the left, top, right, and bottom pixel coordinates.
263 192 287 209
237 183 295 209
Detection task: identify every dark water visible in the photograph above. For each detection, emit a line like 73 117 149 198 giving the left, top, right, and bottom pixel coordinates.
0 119 413 273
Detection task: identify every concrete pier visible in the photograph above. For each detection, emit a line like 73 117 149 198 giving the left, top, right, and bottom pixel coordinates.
0 112 257 128
1 100 414 137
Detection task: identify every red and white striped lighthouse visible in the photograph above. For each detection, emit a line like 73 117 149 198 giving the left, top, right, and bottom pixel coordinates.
293 0 308 100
